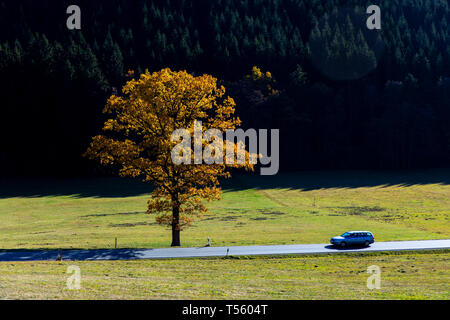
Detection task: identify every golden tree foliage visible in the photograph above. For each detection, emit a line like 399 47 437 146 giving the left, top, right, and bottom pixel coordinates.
85 68 254 246
246 66 278 96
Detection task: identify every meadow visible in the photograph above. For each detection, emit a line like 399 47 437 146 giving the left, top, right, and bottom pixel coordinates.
0 251 448 299
0 170 449 249
0 170 449 299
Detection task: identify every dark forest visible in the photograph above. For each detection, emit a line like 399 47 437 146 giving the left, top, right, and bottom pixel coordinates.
0 0 449 176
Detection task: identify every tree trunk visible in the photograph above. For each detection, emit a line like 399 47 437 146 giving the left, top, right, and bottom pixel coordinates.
171 202 181 247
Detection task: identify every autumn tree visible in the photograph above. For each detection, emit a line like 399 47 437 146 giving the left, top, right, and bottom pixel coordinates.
85 68 253 246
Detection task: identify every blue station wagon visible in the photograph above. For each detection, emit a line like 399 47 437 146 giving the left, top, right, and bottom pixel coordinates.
330 231 375 248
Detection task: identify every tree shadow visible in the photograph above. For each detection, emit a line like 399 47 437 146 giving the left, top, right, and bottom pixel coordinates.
0 177 152 199
0 248 150 262
222 168 450 192
0 169 449 199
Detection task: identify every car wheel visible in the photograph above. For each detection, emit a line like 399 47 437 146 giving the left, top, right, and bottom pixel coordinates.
364 241 370 247
340 242 346 248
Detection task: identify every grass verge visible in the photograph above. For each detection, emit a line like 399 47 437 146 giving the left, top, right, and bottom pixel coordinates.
0 250 448 299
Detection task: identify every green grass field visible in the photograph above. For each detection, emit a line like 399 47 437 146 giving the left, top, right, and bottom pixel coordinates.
0 170 449 299
0 251 448 299
0 170 449 249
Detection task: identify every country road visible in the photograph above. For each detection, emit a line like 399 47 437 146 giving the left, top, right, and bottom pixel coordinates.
0 240 449 262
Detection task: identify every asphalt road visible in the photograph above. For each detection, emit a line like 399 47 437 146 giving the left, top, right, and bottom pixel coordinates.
0 240 449 261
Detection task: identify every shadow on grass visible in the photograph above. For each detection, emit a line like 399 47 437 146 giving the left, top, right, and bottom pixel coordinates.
1 169 449 199
0 177 152 199
222 168 450 192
